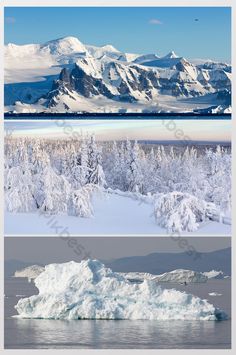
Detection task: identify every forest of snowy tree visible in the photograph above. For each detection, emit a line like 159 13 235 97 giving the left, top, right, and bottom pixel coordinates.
4 136 231 232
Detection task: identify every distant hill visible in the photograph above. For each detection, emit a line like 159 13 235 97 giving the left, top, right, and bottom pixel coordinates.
5 247 231 277
105 247 231 275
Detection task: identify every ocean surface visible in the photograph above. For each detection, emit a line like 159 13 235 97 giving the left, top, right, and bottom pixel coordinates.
4 277 231 349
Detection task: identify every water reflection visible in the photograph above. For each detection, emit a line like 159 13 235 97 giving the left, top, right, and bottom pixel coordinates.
5 318 231 349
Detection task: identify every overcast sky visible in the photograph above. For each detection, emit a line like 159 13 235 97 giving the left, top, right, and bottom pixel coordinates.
5 120 231 142
5 237 231 264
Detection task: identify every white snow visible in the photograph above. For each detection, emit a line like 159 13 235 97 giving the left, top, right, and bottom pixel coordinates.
4 138 231 235
4 37 88 84
5 91 230 114
5 193 231 235
154 192 213 233
14 260 227 320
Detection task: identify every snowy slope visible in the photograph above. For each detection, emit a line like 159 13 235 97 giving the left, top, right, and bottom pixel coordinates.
5 37 88 84
14 259 227 320
5 193 231 235
4 36 231 113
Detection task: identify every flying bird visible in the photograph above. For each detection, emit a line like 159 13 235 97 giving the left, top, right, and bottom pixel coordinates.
194 18 199 22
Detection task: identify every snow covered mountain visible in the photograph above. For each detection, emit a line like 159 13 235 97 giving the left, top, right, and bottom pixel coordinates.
4 36 231 114
14 265 45 280
108 248 231 275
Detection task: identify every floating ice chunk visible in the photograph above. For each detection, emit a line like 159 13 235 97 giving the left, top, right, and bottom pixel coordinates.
14 260 227 321
203 270 227 279
14 265 45 280
120 269 207 283
154 269 207 283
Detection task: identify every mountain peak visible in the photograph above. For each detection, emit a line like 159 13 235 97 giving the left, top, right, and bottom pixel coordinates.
164 51 179 59
41 36 87 55
101 44 119 53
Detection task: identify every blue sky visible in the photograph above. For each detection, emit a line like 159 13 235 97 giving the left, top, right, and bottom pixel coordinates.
4 7 231 61
4 120 231 142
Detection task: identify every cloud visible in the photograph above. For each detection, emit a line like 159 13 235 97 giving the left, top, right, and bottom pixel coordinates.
5 17 16 24
149 19 163 25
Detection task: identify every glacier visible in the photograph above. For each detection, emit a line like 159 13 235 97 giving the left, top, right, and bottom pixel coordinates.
14 260 227 321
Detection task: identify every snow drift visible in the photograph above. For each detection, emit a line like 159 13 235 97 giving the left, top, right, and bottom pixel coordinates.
14 260 227 320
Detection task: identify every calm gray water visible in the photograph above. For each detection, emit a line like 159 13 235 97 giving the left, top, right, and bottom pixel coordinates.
4 278 231 349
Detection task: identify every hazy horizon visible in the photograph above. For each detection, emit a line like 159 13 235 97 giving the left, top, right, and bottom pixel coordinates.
5 237 231 264
5 120 231 142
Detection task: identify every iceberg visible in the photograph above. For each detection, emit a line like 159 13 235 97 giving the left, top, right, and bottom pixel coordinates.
120 269 207 283
14 260 227 321
14 265 45 281
203 270 228 279
209 292 222 297
154 269 208 283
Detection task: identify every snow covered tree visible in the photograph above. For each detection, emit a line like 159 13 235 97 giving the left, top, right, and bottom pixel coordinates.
67 184 98 218
125 140 144 193
142 147 160 194
5 166 36 212
203 146 231 213
87 135 106 187
4 135 231 224
80 138 89 186
154 191 209 233
33 165 71 213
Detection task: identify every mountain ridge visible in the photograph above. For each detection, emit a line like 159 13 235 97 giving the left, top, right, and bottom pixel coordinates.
5 36 231 114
